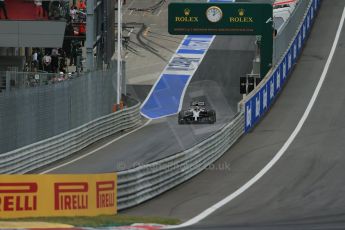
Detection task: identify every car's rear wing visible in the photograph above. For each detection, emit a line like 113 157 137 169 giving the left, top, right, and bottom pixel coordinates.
191 101 205 106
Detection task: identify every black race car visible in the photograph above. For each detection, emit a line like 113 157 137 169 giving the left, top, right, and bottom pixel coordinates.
178 101 216 124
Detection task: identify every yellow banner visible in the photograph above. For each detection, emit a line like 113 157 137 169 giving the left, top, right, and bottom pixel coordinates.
0 173 117 218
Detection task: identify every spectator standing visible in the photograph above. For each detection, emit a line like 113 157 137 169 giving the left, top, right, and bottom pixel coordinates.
49 1 61 19
51 48 59 73
70 40 79 66
45 47 52 55
34 0 44 18
32 49 39 71
79 22 86 46
0 0 8 19
42 0 50 18
43 53 52 72
70 5 77 21
79 0 86 11
51 47 59 56
37 48 43 70
62 20 74 60
58 48 67 73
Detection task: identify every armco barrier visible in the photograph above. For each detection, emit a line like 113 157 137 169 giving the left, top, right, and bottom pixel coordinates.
0 99 141 174
116 0 320 210
117 114 244 210
244 0 320 132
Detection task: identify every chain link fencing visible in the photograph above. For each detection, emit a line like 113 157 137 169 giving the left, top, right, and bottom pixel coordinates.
0 68 122 154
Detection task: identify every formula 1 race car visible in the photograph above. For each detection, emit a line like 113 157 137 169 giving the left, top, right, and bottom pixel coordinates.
178 101 216 124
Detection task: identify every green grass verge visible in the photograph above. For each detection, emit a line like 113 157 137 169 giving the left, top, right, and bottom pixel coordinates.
0 215 181 227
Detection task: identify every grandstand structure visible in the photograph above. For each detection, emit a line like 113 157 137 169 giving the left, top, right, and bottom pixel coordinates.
0 0 119 154
0 0 115 72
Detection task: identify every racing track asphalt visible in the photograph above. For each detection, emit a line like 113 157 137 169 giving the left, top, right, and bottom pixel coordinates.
124 1 345 229
36 27 255 173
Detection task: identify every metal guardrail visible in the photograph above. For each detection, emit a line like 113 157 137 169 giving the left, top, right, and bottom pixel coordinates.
117 113 244 210
0 100 141 174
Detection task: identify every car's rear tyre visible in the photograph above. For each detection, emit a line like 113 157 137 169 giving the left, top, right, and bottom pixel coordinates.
178 112 185 124
208 110 216 124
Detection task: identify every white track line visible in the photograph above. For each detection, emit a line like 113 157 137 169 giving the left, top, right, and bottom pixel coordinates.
168 6 345 229
40 119 152 174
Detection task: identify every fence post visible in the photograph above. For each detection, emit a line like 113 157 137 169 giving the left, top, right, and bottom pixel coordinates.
5 71 10 95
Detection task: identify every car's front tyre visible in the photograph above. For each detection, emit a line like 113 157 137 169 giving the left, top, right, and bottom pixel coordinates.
178 112 185 124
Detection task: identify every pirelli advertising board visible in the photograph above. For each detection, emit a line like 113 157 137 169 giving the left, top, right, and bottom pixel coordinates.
0 173 117 218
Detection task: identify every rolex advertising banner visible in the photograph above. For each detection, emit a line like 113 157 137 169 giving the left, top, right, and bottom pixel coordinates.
168 3 273 36
168 2 273 77
0 173 117 218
